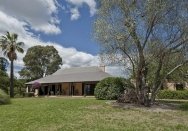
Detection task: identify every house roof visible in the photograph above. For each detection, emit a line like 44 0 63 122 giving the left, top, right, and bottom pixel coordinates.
26 66 112 85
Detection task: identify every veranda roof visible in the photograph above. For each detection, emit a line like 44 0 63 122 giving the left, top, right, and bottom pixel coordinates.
26 66 112 85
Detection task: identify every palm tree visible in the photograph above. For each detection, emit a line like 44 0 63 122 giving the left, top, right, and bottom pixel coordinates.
0 32 24 98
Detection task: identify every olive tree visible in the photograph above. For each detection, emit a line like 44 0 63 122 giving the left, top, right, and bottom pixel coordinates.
94 0 188 106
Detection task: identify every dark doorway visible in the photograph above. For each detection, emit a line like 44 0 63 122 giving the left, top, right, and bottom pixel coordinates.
87 84 95 95
39 87 43 95
82 84 96 96
69 83 75 96
44 86 48 95
51 85 55 95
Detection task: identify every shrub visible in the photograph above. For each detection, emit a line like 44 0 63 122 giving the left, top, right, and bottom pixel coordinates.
0 70 9 93
157 90 188 99
14 94 24 98
23 92 34 97
94 77 132 100
0 89 11 105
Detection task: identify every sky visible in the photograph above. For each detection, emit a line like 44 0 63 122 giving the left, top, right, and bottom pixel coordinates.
0 0 126 77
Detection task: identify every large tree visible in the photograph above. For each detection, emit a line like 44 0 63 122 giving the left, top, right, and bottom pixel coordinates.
94 0 188 106
0 32 24 98
19 45 62 80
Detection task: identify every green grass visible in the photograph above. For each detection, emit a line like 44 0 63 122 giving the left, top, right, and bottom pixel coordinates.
1 98 188 131
179 103 188 111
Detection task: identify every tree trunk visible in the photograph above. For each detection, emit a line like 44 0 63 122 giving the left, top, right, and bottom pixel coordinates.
135 53 149 106
10 60 14 98
151 82 163 104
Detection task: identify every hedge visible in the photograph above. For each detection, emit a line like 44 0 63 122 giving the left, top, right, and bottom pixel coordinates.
94 77 133 100
157 90 188 99
0 89 11 105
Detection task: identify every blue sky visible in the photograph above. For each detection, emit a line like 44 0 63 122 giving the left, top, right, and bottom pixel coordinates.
39 1 99 55
0 0 125 77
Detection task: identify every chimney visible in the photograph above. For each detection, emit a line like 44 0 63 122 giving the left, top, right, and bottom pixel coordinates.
99 65 105 72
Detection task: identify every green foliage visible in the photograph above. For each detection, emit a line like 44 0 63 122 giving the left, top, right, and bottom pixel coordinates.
0 76 26 97
0 89 10 105
0 70 9 93
23 92 34 97
157 90 188 99
0 32 24 61
0 71 26 97
0 32 24 98
94 77 132 100
19 45 62 80
146 52 188 87
14 79 26 96
167 66 188 83
179 103 188 111
0 57 9 71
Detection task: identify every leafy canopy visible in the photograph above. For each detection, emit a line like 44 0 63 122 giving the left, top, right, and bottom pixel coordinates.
0 32 24 61
19 45 62 80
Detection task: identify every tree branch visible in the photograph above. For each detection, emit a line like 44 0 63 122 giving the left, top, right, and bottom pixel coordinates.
169 39 188 51
166 61 188 77
143 13 157 49
120 47 136 77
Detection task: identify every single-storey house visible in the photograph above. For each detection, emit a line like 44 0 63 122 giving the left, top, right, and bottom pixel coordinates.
25 66 112 96
163 80 188 91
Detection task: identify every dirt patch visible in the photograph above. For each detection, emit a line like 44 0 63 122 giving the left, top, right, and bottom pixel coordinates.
107 101 180 112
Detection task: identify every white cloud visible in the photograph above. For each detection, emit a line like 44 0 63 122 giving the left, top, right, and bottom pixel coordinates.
0 0 61 34
0 0 124 78
11 36 99 77
66 0 97 20
70 8 80 20
2 34 124 78
44 41 99 68
2 35 100 77
33 24 61 35
0 11 29 37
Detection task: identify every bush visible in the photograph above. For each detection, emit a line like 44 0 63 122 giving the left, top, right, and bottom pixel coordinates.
14 94 24 98
0 89 11 105
94 77 132 100
157 90 188 99
23 92 34 97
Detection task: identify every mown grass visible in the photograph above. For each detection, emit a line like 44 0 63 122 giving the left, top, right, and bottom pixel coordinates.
0 97 188 131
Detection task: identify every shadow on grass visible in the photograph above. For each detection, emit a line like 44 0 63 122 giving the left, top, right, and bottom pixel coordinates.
179 103 188 111
110 100 188 112
157 100 188 111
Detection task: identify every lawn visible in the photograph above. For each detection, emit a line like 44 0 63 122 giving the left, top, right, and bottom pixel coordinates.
0 98 188 131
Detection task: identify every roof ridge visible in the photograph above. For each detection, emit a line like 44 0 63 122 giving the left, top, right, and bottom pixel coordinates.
52 66 104 76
